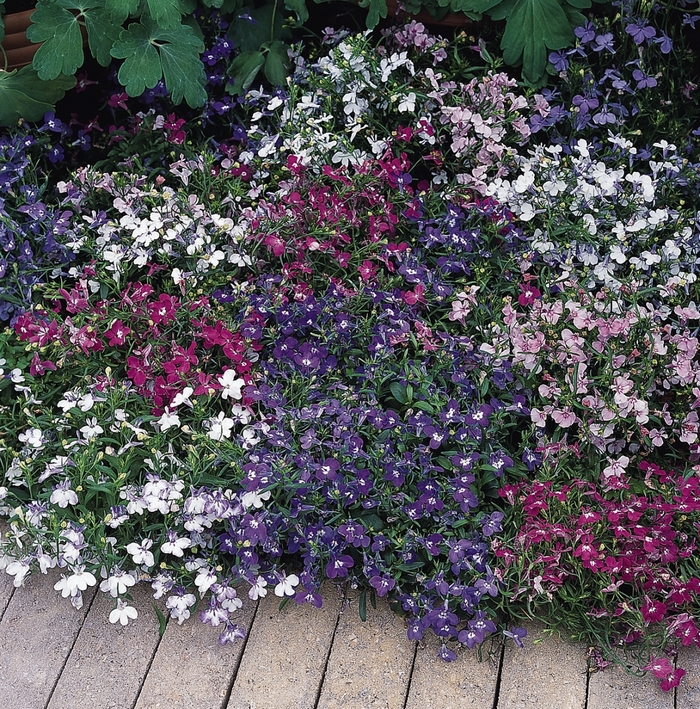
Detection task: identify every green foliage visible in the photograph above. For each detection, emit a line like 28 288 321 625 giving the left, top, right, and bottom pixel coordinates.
500 0 574 84
0 65 76 124
26 2 86 80
111 17 207 107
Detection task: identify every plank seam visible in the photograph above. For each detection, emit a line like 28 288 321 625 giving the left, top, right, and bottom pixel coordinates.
129 604 171 709
311 598 343 709
42 586 99 709
490 641 506 709
221 598 261 709
0 584 15 624
400 639 419 709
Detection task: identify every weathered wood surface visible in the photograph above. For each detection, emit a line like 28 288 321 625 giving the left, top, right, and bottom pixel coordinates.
0 570 696 709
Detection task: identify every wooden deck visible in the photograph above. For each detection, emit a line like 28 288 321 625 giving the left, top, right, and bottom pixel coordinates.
0 568 697 709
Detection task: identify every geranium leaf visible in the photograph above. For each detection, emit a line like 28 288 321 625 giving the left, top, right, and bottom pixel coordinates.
84 7 123 66
111 19 206 106
158 28 207 106
105 0 140 22
0 66 76 126
263 40 290 87
358 0 388 29
26 4 85 80
452 0 504 13
111 23 162 96
146 0 183 28
500 0 574 84
226 50 265 95
229 3 291 54
284 0 309 22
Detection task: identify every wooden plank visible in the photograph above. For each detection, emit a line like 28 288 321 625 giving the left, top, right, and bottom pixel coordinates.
0 571 13 620
316 593 414 709
47 582 161 709
0 568 95 709
405 633 500 709
497 624 587 709
677 646 700 708
227 582 342 709
0 520 13 619
136 591 257 709
587 661 674 709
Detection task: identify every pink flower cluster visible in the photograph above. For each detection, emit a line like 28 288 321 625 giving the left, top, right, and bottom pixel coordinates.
496 461 700 690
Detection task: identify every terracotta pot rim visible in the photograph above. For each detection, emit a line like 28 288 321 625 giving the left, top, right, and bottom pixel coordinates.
3 8 36 36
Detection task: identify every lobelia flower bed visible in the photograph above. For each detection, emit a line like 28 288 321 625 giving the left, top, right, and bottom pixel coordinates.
1 2 700 690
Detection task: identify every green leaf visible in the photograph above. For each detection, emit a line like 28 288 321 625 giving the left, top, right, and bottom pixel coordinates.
263 40 290 87
389 382 408 405
229 2 291 53
84 7 123 66
111 23 162 96
226 50 265 95
563 0 590 7
359 589 367 621
453 0 504 13
413 401 435 413
111 19 206 106
153 603 168 636
158 28 207 105
105 0 140 22
27 4 85 80
0 66 76 126
487 0 517 20
284 0 309 22
358 0 388 28
500 0 574 84
146 0 183 27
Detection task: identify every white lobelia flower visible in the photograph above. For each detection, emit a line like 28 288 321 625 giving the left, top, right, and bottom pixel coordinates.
241 490 271 509
161 531 192 557
156 410 181 432
207 413 234 441
55 566 97 597
126 539 155 567
171 386 194 408
18 427 45 448
274 571 300 597
6 559 31 587
100 569 137 597
194 568 218 595
109 599 138 626
398 92 416 113
218 370 245 400
248 575 268 600
80 417 104 440
50 480 79 508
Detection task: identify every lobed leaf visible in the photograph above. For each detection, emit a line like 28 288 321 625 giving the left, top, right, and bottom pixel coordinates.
358 0 388 29
0 66 76 126
105 0 140 22
226 50 265 95
146 0 183 28
500 0 574 85
84 7 123 66
111 19 206 106
263 40 290 87
284 0 309 23
26 4 85 80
